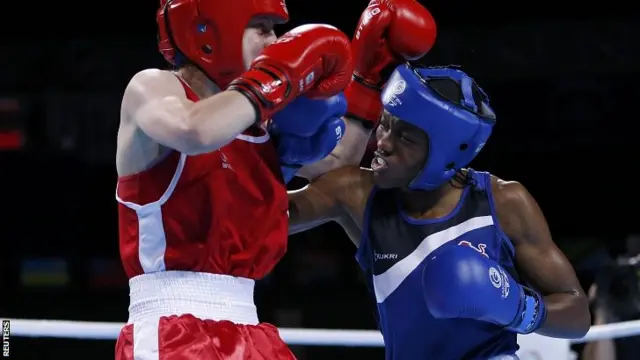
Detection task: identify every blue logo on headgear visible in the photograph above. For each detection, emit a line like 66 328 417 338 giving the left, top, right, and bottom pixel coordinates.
381 64 496 190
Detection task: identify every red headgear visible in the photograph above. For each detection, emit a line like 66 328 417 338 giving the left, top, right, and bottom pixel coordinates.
157 0 289 89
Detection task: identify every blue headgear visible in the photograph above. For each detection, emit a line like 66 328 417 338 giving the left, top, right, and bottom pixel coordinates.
381 64 496 190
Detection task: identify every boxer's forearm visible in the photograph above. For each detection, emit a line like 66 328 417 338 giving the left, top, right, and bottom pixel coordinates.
297 117 372 180
536 292 591 339
289 217 332 235
287 190 335 235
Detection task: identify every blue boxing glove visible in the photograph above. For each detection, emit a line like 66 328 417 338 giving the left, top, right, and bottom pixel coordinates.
422 244 547 334
271 93 347 183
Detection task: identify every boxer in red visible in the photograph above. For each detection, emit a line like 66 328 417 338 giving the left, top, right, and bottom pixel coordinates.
113 0 353 358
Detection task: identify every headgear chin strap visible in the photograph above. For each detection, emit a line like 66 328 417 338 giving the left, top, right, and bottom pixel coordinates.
156 0 289 90
381 64 496 190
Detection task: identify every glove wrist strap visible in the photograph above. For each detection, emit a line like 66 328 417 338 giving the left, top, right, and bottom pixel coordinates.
228 65 294 123
344 79 383 125
509 287 547 334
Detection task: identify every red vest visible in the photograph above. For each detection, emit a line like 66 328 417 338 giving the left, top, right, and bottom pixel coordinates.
117 78 288 280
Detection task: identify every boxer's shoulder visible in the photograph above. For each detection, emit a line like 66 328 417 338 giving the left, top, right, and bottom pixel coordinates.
489 174 540 244
117 69 188 175
121 68 191 126
489 175 527 209
129 68 179 85
124 68 185 103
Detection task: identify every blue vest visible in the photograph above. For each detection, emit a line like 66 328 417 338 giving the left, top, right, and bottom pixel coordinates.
357 169 520 360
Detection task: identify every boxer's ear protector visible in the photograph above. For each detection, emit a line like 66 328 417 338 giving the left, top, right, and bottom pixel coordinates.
161 0 209 73
162 0 189 66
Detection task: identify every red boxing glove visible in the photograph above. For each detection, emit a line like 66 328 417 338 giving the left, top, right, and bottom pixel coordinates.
228 24 353 123
345 0 437 126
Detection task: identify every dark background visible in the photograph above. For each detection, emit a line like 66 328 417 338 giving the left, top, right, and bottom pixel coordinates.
1 0 639 359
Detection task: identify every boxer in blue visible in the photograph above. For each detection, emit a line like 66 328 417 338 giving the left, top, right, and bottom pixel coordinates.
287 64 591 359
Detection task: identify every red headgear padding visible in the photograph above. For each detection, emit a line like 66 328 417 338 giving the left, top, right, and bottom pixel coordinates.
157 0 289 89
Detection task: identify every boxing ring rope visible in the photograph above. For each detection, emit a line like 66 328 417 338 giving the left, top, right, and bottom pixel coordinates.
5 318 640 346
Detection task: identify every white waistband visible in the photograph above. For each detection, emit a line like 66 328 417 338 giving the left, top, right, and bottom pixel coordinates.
128 271 258 325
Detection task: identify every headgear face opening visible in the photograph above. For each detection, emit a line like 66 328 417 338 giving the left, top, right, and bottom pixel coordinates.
381 64 496 190
156 0 289 90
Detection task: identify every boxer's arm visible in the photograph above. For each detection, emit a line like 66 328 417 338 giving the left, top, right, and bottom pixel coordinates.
296 117 373 181
288 166 354 234
493 178 591 338
288 166 370 246
123 69 256 155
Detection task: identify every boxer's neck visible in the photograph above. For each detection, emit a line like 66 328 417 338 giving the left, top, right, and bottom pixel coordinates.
398 183 462 220
177 65 220 99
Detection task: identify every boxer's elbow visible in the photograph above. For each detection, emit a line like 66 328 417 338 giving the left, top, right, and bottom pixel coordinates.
563 297 591 339
570 294 592 338
539 291 591 339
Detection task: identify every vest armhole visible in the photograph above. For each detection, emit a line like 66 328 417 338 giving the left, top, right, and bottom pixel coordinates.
482 172 516 256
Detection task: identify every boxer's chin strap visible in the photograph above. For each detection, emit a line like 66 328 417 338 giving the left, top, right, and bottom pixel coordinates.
509 287 547 334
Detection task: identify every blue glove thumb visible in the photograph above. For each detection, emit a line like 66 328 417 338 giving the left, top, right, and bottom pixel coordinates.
279 117 346 183
271 93 348 137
